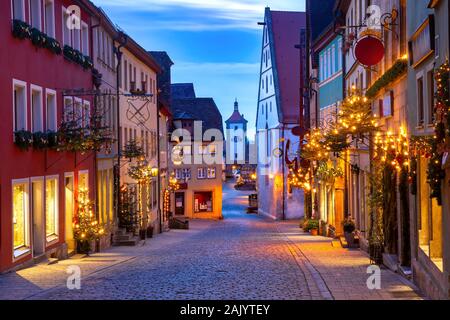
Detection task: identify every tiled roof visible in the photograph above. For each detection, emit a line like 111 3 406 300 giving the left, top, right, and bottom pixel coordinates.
171 83 196 99
226 110 248 123
226 100 248 124
269 10 306 124
172 98 224 135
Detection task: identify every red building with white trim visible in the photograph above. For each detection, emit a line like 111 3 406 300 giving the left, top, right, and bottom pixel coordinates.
0 0 98 272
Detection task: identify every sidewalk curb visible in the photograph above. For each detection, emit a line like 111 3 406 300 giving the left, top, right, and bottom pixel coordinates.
276 224 334 300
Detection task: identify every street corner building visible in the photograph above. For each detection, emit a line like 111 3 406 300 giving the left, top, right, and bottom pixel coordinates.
0 0 100 272
256 7 307 220
168 84 224 220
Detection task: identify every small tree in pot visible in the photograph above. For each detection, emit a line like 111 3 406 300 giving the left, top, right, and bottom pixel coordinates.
74 188 105 255
343 216 356 247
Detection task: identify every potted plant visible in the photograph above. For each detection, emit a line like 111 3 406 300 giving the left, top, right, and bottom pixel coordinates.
343 216 356 247
301 219 309 232
305 219 319 236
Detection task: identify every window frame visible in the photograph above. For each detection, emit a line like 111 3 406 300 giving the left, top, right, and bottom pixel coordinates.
63 96 73 122
417 76 425 126
78 170 89 191
30 84 44 133
11 0 26 21
45 88 57 132
43 0 55 38
73 97 83 127
81 21 89 56
12 79 28 133
426 69 435 125
207 168 216 179
82 100 91 128
193 191 213 213
12 178 31 259
28 0 42 30
62 6 71 47
197 168 206 180
45 175 59 244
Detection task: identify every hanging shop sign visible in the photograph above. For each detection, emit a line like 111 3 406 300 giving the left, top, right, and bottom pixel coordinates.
354 35 385 67
337 7 398 68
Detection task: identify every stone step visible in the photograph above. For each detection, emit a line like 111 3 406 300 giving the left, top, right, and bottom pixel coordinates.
112 237 140 247
34 255 59 265
113 235 134 241
331 239 342 248
33 254 48 264
339 236 348 248
114 228 127 236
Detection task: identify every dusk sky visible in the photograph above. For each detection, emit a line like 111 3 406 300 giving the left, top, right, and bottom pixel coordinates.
95 0 306 138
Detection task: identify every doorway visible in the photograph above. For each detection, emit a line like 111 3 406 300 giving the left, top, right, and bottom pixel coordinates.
31 179 45 257
65 175 75 253
175 192 185 216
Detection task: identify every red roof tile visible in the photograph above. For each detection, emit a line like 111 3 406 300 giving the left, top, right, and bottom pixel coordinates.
270 10 306 124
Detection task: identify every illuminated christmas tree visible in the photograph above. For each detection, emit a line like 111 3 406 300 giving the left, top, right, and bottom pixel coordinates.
74 188 104 254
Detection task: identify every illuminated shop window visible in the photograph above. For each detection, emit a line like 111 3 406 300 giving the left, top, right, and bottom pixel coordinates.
418 157 443 272
194 192 213 213
45 178 58 241
79 172 89 190
13 182 30 254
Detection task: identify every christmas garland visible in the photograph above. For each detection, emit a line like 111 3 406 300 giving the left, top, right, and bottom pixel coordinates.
57 112 113 154
12 20 62 55
123 140 145 159
315 161 343 184
366 59 408 99
427 62 449 205
14 130 59 151
63 45 93 69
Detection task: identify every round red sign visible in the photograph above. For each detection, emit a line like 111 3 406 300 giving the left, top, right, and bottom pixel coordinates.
354 36 385 67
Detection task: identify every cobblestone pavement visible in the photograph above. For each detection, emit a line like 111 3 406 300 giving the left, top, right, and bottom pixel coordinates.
0 182 423 300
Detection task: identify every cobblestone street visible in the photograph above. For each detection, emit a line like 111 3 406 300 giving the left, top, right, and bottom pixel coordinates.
0 183 423 300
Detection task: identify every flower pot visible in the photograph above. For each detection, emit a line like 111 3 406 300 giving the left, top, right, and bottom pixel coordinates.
310 229 318 236
344 232 355 247
77 240 91 255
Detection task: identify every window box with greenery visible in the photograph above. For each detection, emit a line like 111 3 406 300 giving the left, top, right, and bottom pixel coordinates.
13 130 33 150
63 45 93 69
12 20 62 55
